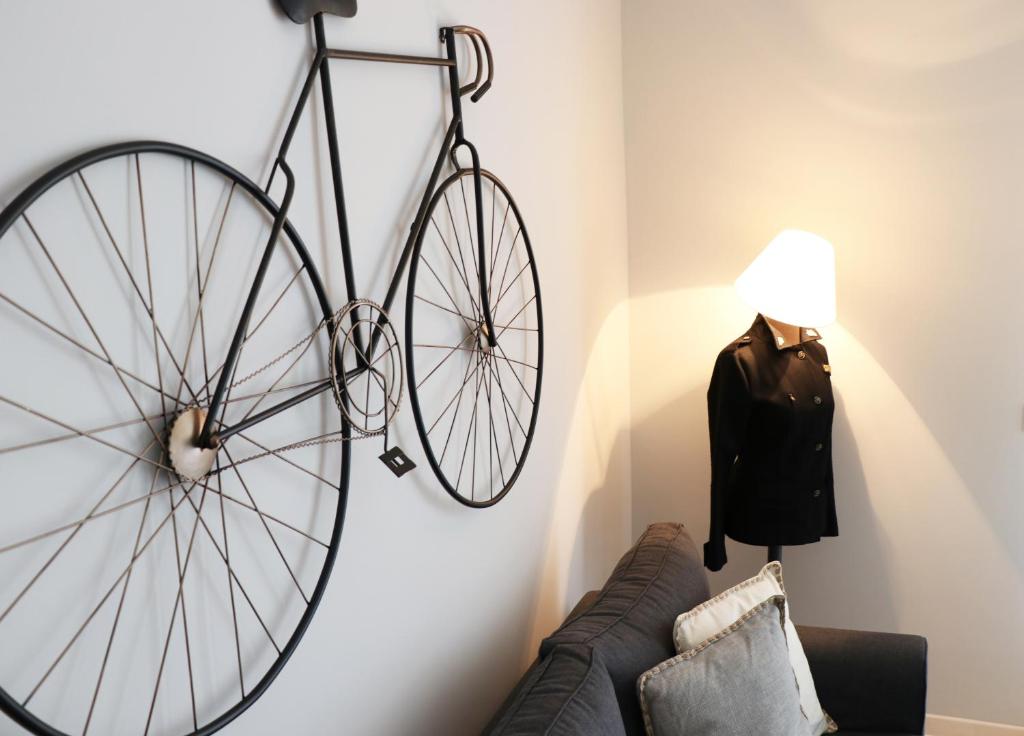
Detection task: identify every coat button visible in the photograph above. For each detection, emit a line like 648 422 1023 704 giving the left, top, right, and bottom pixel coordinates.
813 395 823 405
812 489 822 498
815 442 824 452
797 350 807 359
788 393 796 402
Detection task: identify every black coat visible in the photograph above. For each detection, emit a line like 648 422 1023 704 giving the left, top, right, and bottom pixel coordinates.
704 314 838 571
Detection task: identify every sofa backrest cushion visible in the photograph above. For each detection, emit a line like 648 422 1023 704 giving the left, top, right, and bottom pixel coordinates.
484 644 627 736
540 523 710 735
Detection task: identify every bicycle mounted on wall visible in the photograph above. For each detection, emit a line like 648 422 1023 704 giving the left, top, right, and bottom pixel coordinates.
0 2 542 734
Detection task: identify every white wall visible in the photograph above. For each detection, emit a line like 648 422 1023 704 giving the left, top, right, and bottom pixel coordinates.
624 0 1024 726
0 1 631 734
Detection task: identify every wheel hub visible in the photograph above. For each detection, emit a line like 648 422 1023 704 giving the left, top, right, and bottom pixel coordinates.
477 322 492 354
168 407 218 481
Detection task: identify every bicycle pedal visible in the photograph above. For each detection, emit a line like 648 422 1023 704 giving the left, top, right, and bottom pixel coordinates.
379 446 416 478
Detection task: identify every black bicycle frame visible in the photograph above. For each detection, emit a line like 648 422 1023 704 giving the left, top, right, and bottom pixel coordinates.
199 15 496 448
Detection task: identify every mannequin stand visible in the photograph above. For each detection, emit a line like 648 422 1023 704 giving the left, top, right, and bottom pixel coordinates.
767 545 782 564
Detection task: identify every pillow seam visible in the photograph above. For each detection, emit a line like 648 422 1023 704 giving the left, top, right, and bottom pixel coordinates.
672 561 782 644
639 597 789 735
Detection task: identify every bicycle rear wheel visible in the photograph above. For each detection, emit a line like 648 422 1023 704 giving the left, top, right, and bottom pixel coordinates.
405 168 543 508
0 141 348 735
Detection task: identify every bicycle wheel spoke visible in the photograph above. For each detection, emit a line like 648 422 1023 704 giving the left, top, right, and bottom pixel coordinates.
180 481 281 655
415 331 476 390
482 358 504 494
0 393 174 474
488 180 499 281
426 352 482 437
488 198 512 303
416 343 531 369
0 436 159 624
420 255 479 336
0 411 168 456
143 479 209 736
190 161 213 406
245 263 305 343
430 217 478 320
488 358 528 439
487 358 522 461
237 326 321 423
441 192 480 316
492 228 522 310
489 351 535 371
413 294 476 324
216 377 327 410
493 257 530 317
214 487 329 548
215 458 246 699
222 446 310 604
494 295 538 343
231 433 339 491
23 214 170 454
0 291 184 408
438 348 479 464
191 260 305 403
82 461 163 735
454 358 486 494
0 476 187 557
77 169 200 406
170 176 235 411
137 156 175 455
23 480 200 707
492 322 537 333
494 343 535 406
163 465 200 734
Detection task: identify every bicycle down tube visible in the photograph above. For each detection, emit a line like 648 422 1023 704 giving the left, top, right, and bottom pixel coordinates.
199 16 493 448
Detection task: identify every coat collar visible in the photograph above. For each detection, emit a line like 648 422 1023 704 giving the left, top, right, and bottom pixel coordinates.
749 314 822 351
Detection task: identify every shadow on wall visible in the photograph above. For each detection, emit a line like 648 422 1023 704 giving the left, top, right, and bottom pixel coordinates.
435 300 634 732
518 301 634 667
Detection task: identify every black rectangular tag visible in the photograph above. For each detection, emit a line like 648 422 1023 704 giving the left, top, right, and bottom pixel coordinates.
379 446 416 478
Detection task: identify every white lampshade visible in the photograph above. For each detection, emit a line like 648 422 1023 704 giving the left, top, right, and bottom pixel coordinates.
735 229 836 328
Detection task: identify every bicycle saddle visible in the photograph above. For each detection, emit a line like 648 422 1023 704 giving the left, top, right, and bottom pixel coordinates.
277 0 357 24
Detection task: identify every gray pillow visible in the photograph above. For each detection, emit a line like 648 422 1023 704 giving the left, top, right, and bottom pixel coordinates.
636 597 812 736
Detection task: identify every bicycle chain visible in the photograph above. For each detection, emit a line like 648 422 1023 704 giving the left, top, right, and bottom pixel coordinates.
227 318 328 391
213 304 396 470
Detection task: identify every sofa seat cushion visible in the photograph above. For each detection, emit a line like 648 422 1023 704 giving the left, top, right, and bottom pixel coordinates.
540 523 710 736
484 644 626 736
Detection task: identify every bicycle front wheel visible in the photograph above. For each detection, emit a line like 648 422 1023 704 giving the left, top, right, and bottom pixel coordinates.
405 168 543 508
0 141 348 735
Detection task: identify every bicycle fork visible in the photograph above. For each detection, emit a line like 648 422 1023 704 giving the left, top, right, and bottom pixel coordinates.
443 27 498 350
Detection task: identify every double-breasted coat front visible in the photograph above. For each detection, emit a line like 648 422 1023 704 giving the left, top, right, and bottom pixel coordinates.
703 314 838 571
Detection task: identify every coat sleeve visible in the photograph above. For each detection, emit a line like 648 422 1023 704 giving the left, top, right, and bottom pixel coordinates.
704 349 752 571
820 344 839 537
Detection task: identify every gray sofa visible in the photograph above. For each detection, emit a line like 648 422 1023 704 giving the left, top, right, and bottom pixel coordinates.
484 523 927 736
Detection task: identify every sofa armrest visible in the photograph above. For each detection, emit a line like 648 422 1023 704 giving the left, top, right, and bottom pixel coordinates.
796 625 927 734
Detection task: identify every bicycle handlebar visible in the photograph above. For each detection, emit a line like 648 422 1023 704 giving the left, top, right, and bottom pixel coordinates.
449 25 493 102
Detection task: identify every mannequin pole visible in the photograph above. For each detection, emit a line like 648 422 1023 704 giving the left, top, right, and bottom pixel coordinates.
767 545 783 564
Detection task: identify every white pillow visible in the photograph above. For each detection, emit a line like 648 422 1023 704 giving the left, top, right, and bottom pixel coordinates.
673 562 837 735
